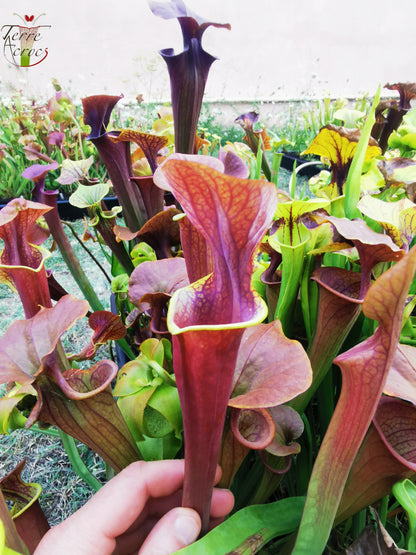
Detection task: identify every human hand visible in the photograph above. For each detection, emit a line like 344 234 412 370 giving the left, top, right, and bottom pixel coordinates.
34 459 234 555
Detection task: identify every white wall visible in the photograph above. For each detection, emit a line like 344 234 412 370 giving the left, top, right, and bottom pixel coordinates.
0 0 414 106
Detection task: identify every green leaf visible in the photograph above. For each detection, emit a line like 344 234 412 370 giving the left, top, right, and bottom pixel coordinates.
358 195 416 249
389 107 416 154
393 479 416 552
136 432 182 461
269 199 329 334
0 384 35 433
251 263 267 303
117 387 157 442
344 85 381 219
389 131 416 152
114 360 157 396
140 337 165 367
360 158 385 192
115 339 181 443
146 384 182 439
333 108 365 128
111 273 129 294
69 182 110 208
178 496 305 554
142 403 174 438
130 242 156 267
56 156 94 185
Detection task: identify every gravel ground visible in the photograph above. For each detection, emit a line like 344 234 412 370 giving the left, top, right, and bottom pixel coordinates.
1 430 106 526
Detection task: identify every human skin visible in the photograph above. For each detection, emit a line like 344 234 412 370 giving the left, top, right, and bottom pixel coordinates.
34 459 234 555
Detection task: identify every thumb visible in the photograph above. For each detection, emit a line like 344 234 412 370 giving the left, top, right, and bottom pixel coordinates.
139 507 201 555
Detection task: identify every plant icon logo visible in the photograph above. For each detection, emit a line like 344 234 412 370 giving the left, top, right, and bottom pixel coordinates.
1 13 51 67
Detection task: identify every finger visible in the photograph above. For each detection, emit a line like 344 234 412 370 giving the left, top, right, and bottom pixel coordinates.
116 486 234 553
120 483 234 533
123 464 228 526
210 488 235 518
85 460 187 537
112 490 184 553
114 516 159 554
139 507 201 555
213 465 222 485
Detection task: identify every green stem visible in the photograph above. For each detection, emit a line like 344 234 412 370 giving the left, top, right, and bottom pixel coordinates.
352 508 367 540
88 210 135 275
57 429 102 492
65 107 85 159
248 464 285 506
290 161 297 199
115 337 136 361
344 85 381 219
294 415 314 496
271 151 283 186
40 193 104 312
55 231 104 312
31 424 61 438
300 254 318 343
255 138 263 179
378 495 389 527
231 454 264 513
274 239 308 336
62 220 112 284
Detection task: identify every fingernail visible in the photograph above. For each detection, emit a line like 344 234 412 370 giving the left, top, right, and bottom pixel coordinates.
174 512 200 545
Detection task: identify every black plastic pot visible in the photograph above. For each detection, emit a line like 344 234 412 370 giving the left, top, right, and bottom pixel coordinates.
56 196 120 220
0 196 120 220
281 153 323 177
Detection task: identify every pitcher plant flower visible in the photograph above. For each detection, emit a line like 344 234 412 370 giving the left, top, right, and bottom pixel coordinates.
109 128 169 219
292 245 416 555
82 94 147 232
0 198 52 318
0 460 49 553
336 396 416 525
219 319 312 492
153 154 277 532
235 111 272 181
149 0 230 154
21 164 103 312
376 82 416 152
303 124 381 199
